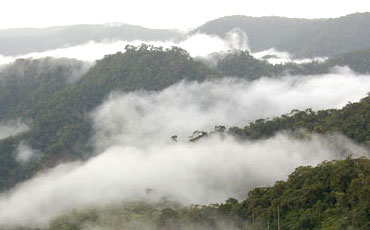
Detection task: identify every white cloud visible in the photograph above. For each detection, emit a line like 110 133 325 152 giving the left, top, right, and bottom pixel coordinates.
92 72 370 150
253 48 328 64
0 32 246 64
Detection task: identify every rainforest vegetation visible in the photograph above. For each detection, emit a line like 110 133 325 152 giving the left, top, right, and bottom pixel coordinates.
0 42 369 229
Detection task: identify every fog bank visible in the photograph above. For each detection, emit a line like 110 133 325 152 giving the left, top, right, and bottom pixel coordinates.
0 133 367 227
92 70 370 150
0 69 370 227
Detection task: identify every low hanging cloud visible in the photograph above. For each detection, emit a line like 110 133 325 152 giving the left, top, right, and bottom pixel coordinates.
0 33 239 65
0 69 370 227
0 29 321 66
253 48 328 64
224 28 250 50
92 69 370 150
0 120 29 140
0 133 367 227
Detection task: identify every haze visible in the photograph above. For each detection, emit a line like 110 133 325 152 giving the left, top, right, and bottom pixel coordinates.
2 0 370 30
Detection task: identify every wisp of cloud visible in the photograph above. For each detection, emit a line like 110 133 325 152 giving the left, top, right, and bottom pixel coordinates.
0 120 29 140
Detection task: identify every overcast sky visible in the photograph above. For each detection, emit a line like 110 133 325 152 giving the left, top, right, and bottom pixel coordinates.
2 0 370 30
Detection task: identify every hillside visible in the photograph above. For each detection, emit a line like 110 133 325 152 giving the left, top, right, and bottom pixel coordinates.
192 13 370 58
0 57 89 120
228 95 370 145
0 45 215 191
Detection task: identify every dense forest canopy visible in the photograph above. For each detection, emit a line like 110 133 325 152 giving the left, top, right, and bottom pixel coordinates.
0 40 369 229
227 95 370 145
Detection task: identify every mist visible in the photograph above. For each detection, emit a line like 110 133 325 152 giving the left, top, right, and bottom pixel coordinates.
92 69 370 150
15 141 37 163
0 33 236 65
253 48 328 64
0 120 29 140
0 29 323 66
0 68 370 227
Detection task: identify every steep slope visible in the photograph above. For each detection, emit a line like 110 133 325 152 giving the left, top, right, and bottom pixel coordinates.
220 157 370 230
192 13 370 58
0 45 215 191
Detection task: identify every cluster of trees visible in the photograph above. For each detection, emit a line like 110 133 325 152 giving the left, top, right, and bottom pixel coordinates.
216 156 370 230
228 95 370 145
193 156 370 230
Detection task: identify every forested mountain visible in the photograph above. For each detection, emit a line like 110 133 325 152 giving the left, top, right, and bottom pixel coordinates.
3 13 370 59
2 44 370 192
0 44 370 229
192 13 370 58
0 24 182 56
16 157 369 230
2 45 370 192
0 45 214 191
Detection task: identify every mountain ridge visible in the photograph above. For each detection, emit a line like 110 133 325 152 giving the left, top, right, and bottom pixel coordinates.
191 12 370 58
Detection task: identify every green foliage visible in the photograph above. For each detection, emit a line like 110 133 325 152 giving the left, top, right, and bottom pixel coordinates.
28 45 214 158
1 44 370 192
1 43 370 199
214 51 273 80
0 135 42 191
214 157 370 230
0 57 87 120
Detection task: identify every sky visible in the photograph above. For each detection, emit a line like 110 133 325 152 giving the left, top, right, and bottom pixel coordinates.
2 0 370 30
